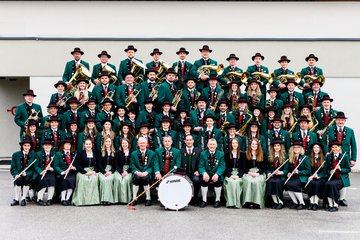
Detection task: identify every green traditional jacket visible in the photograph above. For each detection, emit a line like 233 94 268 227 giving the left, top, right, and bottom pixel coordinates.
218 65 244 86
304 91 328 108
14 103 43 137
136 110 156 129
157 80 177 104
117 58 144 83
34 150 56 176
200 85 224 109
291 131 318 155
41 114 65 131
272 68 295 87
115 84 140 109
246 64 270 94
325 153 351 187
288 155 311 183
154 147 181 174
91 63 117 85
189 109 215 128
172 60 193 89
191 58 218 91
179 87 200 112
92 84 117 105
10 151 36 179
198 150 225 180
48 92 71 114
197 127 223 151
153 129 178 149
266 156 289 181
130 149 155 174
267 128 291 151
53 151 77 177
154 112 175 129
62 60 90 82
40 128 66 150
327 126 357 161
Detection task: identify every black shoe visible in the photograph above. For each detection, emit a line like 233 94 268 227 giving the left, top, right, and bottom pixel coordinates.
31 196 37 203
214 201 221 208
65 200 71 206
328 207 338 212
272 203 279 209
37 199 46 206
61 200 68 206
46 200 53 206
10 200 19 206
145 200 152 206
338 200 348 207
276 203 283 210
312 204 318 211
290 203 298 209
296 204 306 210
130 200 137 206
199 201 207 208
308 204 314 210
20 199 26 206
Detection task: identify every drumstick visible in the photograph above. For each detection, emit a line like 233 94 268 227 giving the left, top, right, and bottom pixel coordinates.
128 166 177 210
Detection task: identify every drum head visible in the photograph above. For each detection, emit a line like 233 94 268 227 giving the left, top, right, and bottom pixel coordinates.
158 175 193 210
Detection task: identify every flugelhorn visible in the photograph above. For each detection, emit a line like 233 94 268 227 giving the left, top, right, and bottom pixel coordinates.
197 64 224 76
25 109 40 125
125 89 142 108
172 90 183 109
56 96 69 107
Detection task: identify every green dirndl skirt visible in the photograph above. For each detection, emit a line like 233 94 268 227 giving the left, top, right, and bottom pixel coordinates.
224 176 243 208
72 167 100 206
242 171 266 208
99 165 115 203
113 165 132 203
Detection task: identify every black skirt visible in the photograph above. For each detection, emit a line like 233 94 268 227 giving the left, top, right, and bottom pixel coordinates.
37 172 56 189
284 176 303 192
14 176 33 187
59 172 76 191
266 176 284 199
306 178 325 199
324 178 344 203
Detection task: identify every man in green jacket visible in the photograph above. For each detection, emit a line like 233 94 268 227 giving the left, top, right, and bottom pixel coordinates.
154 135 181 179
172 47 193 89
115 72 140 110
246 52 270 95
191 45 219 91
91 50 117 85
291 115 318 155
130 137 156 206
272 56 295 96
14 89 43 138
300 54 324 97
198 138 225 208
62 47 90 83
157 68 178 110
218 53 244 90
146 48 163 70
117 45 144 84
92 71 117 105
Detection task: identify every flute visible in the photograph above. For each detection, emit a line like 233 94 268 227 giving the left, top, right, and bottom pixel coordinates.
328 152 347 181
304 160 326 188
41 157 54 180
265 158 289 181
11 159 37 183
284 156 306 185
64 153 77 179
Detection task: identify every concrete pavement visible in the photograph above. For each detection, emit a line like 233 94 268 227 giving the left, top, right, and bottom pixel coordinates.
0 170 359 240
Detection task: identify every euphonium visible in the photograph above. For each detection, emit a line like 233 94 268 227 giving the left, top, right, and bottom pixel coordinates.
67 65 91 93
125 89 142 108
251 71 272 80
131 58 147 84
197 64 224 76
236 114 253 136
172 90 183 109
102 65 118 85
299 74 325 90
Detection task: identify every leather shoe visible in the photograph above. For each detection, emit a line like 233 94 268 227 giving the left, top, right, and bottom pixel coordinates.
296 204 306 210
307 204 314 210
199 201 207 208
312 204 318 211
61 200 68 206
290 203 298 209
272 203 278 209
46 200 53 206
275 203 283 210
338 200 348 207
214 201 221 208
37 199 46 206
10 200 19 206
20 199 26 206
145 200 152 206
328 207 338 212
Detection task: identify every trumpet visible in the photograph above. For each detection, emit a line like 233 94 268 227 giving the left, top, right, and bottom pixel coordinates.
102 65 118 85
56 96 69 107
224 71 248 84
149 83 160 100
172 90 183 109
236 113 253 136
25 109 40 125
67 64 91 93
131 58 147 84
198 64 224 76
125 89 141 108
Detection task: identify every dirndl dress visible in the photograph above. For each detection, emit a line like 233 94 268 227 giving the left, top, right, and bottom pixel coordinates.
113 164 132 203
242 168 266 208
99 165 115 203
224 175 243 208
72 167 100 206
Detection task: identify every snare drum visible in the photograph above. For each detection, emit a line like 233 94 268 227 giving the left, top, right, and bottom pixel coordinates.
158 174 193 210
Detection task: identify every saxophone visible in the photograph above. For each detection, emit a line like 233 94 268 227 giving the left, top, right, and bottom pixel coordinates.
236 114 253 136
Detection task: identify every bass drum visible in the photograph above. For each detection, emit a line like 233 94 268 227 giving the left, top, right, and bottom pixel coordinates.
158 174 193 210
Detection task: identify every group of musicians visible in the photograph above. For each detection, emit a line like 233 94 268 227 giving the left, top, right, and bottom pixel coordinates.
10 45 356 212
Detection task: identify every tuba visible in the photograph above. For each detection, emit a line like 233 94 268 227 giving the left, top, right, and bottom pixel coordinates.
274 72 301 85
67 65 91 93
102 65 118 85
198 64 224 76
125 89 142 108
172 90 183 109
224 71 248 85
131 59 147 84
299 75 325 90
157 60 171 81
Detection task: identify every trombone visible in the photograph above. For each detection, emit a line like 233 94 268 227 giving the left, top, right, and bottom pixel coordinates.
125 89 142 108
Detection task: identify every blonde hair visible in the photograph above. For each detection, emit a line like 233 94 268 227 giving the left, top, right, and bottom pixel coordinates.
268 144 286 164
246 138 264 162
288 145 305 164
281 108 295 129
74 85 90 101
101 136 115 157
